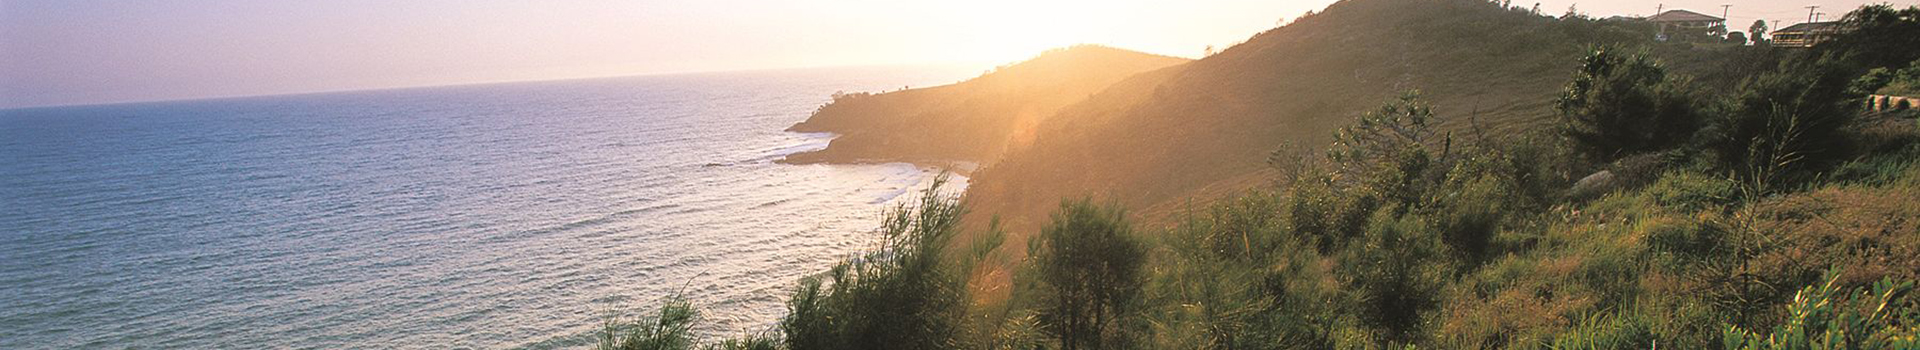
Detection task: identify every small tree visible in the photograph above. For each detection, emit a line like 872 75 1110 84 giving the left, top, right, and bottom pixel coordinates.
1329 91 1453 208
598 296 700 350
782 175 983 350
1337 209 1448 345
1556 46 1705 162
1708 57 1859 193
1727 31 1748 45
1750 20 1769 45
1030 199 1147 350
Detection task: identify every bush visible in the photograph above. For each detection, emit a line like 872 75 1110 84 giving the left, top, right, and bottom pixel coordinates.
598 296 701 350
1556 46 1706 162
781 175 982 350
1029 199 1149 350
1707 57 1860 193
1722 267 1920 349
1336 208 1449 345
1647 171 1740 212
1330 91 1452 208
1431 158 1512 264
1144 193 1341 350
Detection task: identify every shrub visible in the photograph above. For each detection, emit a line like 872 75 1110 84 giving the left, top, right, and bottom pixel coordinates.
781 175 981 350
1432 158 1513 264
1336 208 1449 345
1722 267 1920 349
1647 171 1739 212
1556 46 1706 162
1707 57 1860 193
1145 194 1343 350
597 296 701 350
1329 91 1452 208
1028 199 1148 350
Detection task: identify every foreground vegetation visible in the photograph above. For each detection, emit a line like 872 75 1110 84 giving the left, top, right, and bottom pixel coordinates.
592 2 1920 349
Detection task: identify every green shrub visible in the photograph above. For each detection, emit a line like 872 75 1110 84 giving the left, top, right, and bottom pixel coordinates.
1337 208 1449 345
1029 199 1149 350
781 175 981 350
1647 171 1739 212
1707 56 1860 193
1329 92 1452 209
1432 156 1516 264
1556 46 1706 162
1722 267 1920 349
1146 196 1341 350
598 296 701 350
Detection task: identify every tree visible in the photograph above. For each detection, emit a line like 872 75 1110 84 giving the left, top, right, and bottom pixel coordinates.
1820 5 1920 70
1556 46 1705 162
1337 209 1448 345
1749 20 1769 45
598 297 700 350
1030 199 1147 350
782 175 985 350
1707 57 1859 193
1328 91 1455 208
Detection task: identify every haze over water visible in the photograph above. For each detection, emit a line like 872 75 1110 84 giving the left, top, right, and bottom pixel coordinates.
0 66 976 349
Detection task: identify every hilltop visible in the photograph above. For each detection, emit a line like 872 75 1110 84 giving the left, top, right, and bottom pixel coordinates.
965 0 1665 232
781 45 1189 166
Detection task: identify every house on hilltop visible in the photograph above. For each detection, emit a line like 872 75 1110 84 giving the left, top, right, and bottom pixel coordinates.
1772 22 1844 48
1648 9 1725 41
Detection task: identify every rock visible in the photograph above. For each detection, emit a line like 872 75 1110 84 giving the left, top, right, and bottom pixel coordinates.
1569 170 1619 201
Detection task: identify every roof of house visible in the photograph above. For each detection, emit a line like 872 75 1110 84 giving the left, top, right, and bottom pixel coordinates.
1647 10 1724 23
1776 22 1843 33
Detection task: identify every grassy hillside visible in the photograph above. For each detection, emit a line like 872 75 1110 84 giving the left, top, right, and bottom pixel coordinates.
781 45 1188 165
965 0 1660 234
584 1 1920 349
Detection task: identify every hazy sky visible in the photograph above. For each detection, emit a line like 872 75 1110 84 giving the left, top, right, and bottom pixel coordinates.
0 0 1904 108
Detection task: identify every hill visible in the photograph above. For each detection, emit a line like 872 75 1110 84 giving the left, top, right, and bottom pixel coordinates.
588 1 1920 349
781 45 1190 166
964 0 1660 232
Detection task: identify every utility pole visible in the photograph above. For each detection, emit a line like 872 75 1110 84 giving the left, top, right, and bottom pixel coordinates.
1722 5 1732 21
1657 4 1665 15
1807 6 1820 23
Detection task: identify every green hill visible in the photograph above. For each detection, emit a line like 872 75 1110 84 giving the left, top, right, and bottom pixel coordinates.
781 45 1189 165
588 1 1920 349
963 0 1669 233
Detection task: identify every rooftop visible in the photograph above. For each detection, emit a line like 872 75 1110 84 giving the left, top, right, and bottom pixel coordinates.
1647 10 1724 23
1777 22 1843 33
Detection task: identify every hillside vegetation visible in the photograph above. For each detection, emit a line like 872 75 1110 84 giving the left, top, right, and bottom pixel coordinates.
782 45 1188 165
587 0 1920 349
962 0 1673 234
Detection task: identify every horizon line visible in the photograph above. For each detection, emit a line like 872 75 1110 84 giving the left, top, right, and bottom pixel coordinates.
0 61 999 112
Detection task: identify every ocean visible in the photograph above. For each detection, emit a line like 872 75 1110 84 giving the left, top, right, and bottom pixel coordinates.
0 66 979 349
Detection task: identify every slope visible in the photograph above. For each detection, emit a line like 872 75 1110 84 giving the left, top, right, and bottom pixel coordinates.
964 0 1660 233
782 45 1190 165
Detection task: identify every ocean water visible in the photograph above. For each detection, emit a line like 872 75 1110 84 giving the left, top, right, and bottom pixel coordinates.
0 66 977 349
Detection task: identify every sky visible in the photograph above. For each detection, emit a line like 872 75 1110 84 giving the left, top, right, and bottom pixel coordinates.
0 0 1907 108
